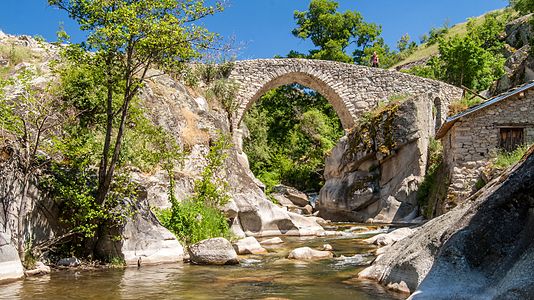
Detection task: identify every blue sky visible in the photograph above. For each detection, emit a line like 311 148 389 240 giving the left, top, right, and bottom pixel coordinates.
0 0 508 59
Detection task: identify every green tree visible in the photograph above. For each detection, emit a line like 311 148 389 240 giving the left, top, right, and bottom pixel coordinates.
407 13 506 91
438 34 503 90
397 33 411 52
0 70 67 260
292 0 381 63
243 85 343 192
511 0 534 14
48 0 222 205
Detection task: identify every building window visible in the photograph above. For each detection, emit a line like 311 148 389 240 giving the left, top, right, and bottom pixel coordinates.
499 128 524 152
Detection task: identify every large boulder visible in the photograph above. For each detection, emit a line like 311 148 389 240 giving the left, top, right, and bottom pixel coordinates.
232 237 267 255
0 233 24 283
97 202 184 266
359 147 534 298
318 95 434 223
288 247 334 260
272 185 309 207
363 227 415 247
188 238 239 265
504 13 533 50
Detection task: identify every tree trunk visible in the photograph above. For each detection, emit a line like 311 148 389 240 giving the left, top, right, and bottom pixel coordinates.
16 173 31 261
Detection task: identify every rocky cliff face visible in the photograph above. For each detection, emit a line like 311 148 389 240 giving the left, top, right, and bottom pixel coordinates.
137 71 324 238
359 146 534 298
0 33 323 272
317 94 435 223
492 14 534 95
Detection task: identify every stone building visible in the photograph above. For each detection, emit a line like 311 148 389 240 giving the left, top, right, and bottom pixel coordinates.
436 81 534 205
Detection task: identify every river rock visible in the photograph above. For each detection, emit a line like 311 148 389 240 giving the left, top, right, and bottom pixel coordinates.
96 203 184 266
57 257 81 267
188 238 239 265
232 237 267 255
363 227 415 247
360 146 534 297
259 237 284 245
271 193 295 208
272 185 309 207
24 261 51 276
288 247 334 260
0 233 24 282
321 244 333 251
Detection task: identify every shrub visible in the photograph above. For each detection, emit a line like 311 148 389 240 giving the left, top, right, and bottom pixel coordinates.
157 133 233 244
157 200 231 244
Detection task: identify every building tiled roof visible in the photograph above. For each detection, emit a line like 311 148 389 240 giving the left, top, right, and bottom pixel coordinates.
435 81 534 139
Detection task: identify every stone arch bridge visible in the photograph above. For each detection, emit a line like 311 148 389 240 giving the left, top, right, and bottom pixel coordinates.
229 58 463 130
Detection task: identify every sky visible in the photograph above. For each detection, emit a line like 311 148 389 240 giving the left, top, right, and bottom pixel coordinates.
0 0 508 60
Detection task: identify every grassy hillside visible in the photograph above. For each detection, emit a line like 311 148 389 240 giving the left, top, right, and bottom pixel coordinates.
391 8 514 69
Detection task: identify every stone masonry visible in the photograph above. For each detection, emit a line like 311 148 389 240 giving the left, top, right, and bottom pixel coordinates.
230 59 463 131
441 87 534 207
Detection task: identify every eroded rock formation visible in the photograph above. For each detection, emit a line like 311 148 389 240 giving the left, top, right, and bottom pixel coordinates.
359 147 534 298
318 94 435 223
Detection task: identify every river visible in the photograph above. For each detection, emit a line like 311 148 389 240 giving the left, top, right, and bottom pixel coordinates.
0 224 405 300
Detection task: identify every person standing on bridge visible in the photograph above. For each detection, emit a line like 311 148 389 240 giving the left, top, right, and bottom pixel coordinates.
370 51 379 68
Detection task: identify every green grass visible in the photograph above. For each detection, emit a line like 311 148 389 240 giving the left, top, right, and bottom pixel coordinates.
493 144 532 169
0 43 34 65
447 94 485 116
391 8 512 69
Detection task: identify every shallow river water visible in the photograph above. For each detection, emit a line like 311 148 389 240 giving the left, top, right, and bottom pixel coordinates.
0 224 405 300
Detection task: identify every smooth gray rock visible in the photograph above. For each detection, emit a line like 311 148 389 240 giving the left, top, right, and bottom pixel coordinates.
318 96 433 223
0 233 24 282
96 202 184 266
360 147 534 298
188 238 239 265
272 185 309 207
232 237 267 255
288 247 334 260
57 257 81 267
25 262 51 276
363 227 415 247
259 237 284 245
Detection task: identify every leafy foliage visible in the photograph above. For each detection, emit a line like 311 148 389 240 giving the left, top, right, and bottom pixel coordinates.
493 144 532 169
157 133 232 244
292 0 381 64
417 138 446 219
447 93 485 116
511 0 534 14
406 12 506 91
48 0 222 205
243 85 344 192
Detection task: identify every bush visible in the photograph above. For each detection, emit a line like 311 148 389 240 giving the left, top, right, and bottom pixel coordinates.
157 200 231 244
157 133 232 244
447 94 484 116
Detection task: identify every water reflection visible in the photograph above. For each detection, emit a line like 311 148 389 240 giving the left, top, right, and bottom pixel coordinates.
0 225 405 300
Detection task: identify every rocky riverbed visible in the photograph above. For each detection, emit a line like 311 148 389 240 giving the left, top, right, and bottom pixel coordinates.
0 224 406 300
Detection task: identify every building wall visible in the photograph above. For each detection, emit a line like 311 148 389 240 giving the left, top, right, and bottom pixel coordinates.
443 88 534 206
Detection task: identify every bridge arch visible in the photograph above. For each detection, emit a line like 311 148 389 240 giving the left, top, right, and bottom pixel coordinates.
238 71 354 129
230 58 463 132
